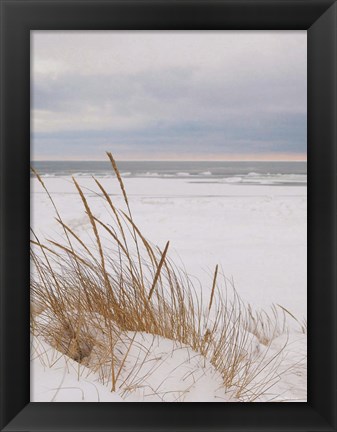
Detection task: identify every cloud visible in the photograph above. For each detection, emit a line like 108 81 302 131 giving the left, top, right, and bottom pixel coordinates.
32 31 307 160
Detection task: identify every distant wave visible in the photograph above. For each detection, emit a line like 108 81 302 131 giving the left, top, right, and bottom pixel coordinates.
40 173 56 178
224 177 242 183
143 172 160 177
33 167 306 186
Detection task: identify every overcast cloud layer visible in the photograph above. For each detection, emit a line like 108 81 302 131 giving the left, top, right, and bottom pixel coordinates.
32 31 307 161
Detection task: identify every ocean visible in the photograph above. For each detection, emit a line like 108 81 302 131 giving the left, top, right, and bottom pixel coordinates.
31 160 307 185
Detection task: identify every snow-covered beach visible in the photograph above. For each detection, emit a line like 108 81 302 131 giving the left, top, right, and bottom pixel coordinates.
31 171 307 316
31 168 307 402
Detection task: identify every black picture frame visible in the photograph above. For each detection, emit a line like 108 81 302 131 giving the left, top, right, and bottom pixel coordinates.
1 0 336 431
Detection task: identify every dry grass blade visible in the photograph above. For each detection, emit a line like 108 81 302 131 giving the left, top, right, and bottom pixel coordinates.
276 304 307 333
148 241 170 301
72 177 114 298
55 218 98 263
208 264 218 312
106 152 144 287
93 177 128 249
106 152 128 206
121 210 159 268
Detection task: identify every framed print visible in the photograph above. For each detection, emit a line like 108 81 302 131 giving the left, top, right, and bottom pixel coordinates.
1 0 336 431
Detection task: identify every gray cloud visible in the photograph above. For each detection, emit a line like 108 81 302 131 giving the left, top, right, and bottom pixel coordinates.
32 31 307 160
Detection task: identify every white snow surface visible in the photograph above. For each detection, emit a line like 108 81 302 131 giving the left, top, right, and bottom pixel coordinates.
31 331 306 402
31 176 307 317
31 337 123 402
31 176 307 402
31 334 238 402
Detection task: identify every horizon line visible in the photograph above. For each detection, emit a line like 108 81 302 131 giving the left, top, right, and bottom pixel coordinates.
31 158 308 163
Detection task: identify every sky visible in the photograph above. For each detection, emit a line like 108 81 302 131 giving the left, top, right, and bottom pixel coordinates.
31 31 307 161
